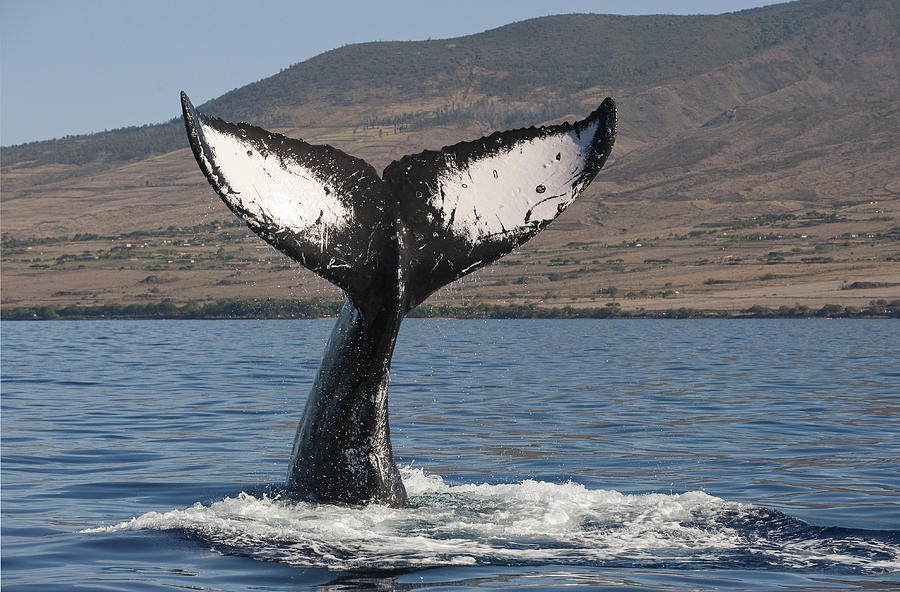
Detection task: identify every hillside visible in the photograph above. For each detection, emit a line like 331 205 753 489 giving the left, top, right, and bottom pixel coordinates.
2 0 899 315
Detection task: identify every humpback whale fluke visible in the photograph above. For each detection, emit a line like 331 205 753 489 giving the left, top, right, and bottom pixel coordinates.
181 91 616 505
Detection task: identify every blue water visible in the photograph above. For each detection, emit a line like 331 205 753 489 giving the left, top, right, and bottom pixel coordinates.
2 319 898 591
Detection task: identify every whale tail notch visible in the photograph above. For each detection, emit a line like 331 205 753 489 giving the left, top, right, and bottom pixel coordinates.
181 92 615 316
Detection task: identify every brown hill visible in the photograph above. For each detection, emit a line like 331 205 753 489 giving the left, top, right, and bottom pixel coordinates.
3 0 899 314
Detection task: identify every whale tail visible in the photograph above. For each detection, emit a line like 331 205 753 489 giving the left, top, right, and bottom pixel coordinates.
181 92 615 318
181 92 615 504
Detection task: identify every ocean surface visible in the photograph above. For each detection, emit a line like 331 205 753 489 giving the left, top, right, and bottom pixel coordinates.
2 319 898 591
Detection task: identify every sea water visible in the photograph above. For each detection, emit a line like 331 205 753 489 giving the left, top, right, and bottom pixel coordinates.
2 319 898 590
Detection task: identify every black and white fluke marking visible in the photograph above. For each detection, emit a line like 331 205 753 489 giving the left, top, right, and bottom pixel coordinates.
181 92 615 505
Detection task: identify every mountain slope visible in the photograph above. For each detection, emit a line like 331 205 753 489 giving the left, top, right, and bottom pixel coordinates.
1 0 870 167
2 0 898 313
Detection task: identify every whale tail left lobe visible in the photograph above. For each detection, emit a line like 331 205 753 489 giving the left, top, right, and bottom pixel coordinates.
181 92 392 318
181 92 615 504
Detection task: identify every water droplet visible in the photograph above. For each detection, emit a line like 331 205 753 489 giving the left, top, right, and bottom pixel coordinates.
556 153 561 160
535 184 546 193
246 150 253 156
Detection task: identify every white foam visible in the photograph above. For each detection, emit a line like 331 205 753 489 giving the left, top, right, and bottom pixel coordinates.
82 468 900 572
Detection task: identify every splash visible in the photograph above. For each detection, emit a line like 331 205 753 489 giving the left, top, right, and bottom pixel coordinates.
83 468 899 573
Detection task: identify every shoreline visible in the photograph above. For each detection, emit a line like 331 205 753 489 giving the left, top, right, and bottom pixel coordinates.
3 299 898 320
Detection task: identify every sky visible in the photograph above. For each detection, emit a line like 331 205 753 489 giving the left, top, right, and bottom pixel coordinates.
1 0 786 147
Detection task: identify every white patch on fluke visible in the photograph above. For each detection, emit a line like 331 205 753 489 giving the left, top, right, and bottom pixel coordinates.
433 121 598 242
200 123 349 235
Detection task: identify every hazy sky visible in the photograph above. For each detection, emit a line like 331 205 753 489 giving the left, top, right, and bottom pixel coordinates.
1 0 786 146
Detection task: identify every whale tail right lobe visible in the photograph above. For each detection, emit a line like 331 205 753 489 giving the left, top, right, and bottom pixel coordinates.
386 98 616 309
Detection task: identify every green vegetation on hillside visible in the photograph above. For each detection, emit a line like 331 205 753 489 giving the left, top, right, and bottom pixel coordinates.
2 121 184 167
207 2 830 122
4 299 897 321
